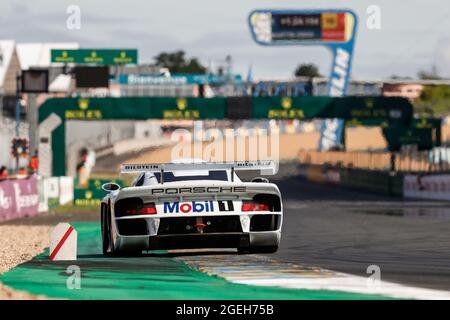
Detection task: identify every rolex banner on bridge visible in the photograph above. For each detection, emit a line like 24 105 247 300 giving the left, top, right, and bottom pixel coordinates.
39 96 413 123
38 96 414 177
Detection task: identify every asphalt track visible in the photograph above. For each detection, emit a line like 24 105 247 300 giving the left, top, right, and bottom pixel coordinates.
271 172 450 292
1 164 450 298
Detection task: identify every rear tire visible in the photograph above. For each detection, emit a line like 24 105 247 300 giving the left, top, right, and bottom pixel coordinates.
102 204 142 257
102 204 117 256
101 206 111 256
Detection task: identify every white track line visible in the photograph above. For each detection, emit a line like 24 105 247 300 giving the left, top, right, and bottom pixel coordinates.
177 253 450 300
231 275 450 300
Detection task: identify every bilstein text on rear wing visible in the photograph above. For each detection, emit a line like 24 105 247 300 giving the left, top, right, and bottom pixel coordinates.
120 160 278 182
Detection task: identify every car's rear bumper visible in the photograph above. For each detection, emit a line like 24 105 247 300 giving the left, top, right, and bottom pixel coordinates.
113 213 282 251
114 231 281 251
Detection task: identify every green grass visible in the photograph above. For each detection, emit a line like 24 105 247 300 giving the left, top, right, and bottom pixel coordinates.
49 203 98 214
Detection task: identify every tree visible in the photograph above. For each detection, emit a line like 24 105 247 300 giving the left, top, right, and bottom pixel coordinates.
154 50 207 74
415 85 450 116
294 63 322 77
389 74 412 80
417 65 442 80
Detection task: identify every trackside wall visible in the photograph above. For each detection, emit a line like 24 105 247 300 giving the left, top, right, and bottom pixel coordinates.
299 164 404 197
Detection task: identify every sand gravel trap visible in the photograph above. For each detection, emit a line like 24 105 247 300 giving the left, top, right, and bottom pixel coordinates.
0 225 52 274
0 210 97 300
0 283 48 300
0 225 52 299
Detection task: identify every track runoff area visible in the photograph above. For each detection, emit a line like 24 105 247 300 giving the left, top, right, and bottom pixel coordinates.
1 164 450 301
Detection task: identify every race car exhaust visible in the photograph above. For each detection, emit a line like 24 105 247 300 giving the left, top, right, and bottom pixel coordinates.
195 217 205 233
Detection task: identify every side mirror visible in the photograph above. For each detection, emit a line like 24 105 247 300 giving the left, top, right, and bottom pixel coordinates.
102 183 120 192
251 177 269 183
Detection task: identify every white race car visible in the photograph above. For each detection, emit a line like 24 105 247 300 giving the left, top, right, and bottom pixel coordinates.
100 160 282 256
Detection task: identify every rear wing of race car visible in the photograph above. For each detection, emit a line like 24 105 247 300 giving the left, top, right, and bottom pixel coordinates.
120 160 278 182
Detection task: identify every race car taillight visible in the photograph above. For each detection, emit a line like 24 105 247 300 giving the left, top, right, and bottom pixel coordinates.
241 201 270 212
125 203 157 215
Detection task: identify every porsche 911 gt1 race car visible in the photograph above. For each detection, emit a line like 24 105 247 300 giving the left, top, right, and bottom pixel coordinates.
100 160 282 256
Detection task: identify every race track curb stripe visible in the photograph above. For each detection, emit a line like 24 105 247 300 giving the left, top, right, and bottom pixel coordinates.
0 223 388 300
49 226 74 260
178 254 450 300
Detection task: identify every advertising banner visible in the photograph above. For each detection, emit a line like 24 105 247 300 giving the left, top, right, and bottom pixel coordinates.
51 49 138 65
59 177 74 205
248 9 358 151
38 177 48 213
44 177 60 208
118 74 243 85
0 177 39 221
0 181 15 220
404 174 450 201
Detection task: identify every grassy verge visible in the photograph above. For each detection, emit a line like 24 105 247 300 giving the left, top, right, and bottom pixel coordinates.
49 203 98 215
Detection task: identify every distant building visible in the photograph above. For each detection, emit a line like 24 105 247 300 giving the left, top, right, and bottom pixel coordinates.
16 42 79 94
0 40 21 95
16 42 79 70
381 80 450 101
1 41 79 97
237 78 450 99
382 82 423 101
1 41 80 119
238 77 382 97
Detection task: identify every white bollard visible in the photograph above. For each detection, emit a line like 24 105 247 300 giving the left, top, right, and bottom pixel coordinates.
50 223 77 261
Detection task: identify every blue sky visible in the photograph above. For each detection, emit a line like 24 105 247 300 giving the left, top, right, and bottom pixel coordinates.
1 0 449 79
